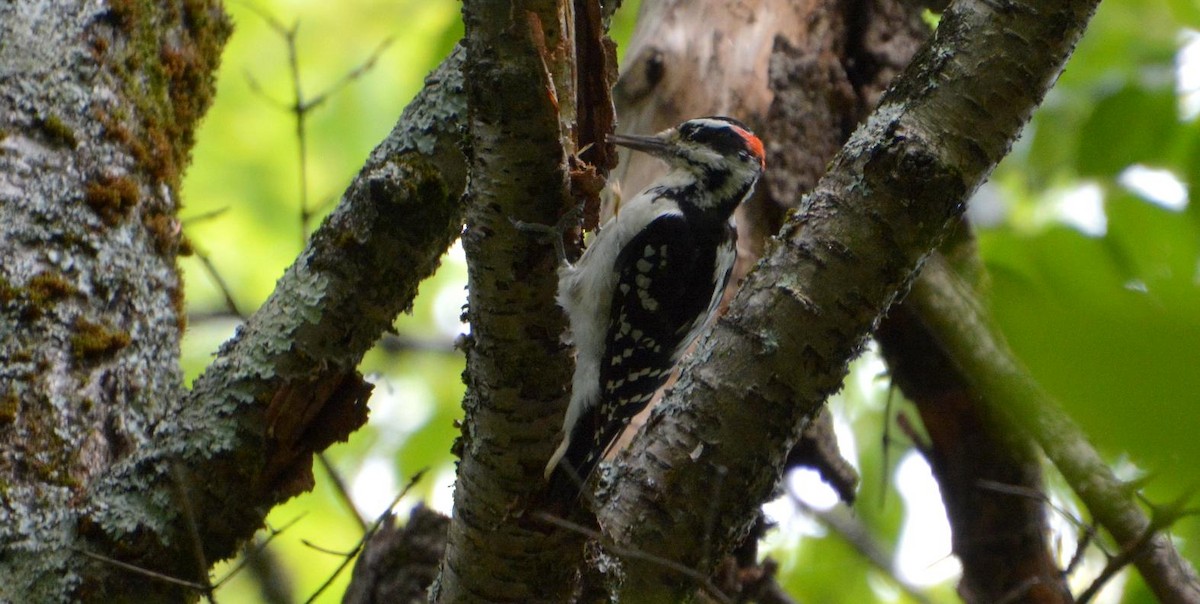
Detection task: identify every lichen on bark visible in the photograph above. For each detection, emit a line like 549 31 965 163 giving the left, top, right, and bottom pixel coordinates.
0 1 230 600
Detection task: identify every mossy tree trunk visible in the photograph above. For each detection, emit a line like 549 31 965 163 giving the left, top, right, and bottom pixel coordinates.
0 2 469 601
0 2 230 600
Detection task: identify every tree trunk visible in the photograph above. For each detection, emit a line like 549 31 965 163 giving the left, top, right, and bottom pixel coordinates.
433 1 617 601
0 4 470 600
7 1 1200 602
0 2 229 600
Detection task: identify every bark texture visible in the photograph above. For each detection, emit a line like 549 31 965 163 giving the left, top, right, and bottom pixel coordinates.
0 7 470 596
344 505 450 604
0 1 229 600
434 1 615 602
595 0 1104 599
602 0 925 458
591 0 922 593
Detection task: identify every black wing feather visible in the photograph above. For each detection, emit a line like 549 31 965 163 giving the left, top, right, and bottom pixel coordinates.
551 214 727 494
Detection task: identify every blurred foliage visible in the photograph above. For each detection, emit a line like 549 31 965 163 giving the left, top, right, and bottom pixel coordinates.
981 0 1200 546
179 0 1198 601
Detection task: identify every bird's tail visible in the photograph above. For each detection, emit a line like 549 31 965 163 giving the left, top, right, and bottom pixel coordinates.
543 405 623 504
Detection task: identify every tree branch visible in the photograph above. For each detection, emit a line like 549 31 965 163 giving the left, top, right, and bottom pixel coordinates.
344 505 450 604
434 1 616 601
909 255 1200 604
74 46 469 597
596 0 1104 599
876 227 1071 603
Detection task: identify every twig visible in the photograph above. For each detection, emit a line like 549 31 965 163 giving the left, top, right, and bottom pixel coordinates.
180 207 230 225
301 540 359 557
73 467 274 601
879 384 901 508
302 469 428 604
318 453 368 532
1077 488 1199 603
73 548 210 593
191 247 244 318
234 2 395 245
910 256 1200 602
377 333 458 355
172 464 217 603
211 514 307 589
975 477 1109 572
787 494 934 604
533 512 733 604
300 36 396 113
1074 525 1158 604
236 538 294 604
976 479 1096 534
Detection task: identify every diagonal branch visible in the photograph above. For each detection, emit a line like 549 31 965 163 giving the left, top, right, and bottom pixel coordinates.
597 0 1106 599
909 256 1200 604
876 228 1071 604
80 45 470 595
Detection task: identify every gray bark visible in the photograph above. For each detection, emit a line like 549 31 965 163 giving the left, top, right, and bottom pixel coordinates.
0 2 469 598
433 0 611 601
0 1 229 600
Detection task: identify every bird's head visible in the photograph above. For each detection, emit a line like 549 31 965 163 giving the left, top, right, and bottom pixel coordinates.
608 116 766 195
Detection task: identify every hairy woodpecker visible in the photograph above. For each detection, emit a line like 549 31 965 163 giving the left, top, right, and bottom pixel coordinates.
545 116 766 500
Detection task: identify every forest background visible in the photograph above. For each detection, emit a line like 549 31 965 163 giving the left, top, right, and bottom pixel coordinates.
142 0 1200 600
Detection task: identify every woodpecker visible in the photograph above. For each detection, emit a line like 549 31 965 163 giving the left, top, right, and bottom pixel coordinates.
545 116 766 500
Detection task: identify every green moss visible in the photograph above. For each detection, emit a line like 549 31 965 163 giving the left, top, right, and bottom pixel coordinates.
26 272 75 307
0 273 74 321
71 317 131 361
0 393 17 425
107 0 143 31
97 0 231 190
83 174 140 225
0 274 17 305
143 211 179 255
38 115 78 148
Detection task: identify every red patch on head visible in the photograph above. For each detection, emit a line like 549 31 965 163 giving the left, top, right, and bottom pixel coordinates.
731 125 766 169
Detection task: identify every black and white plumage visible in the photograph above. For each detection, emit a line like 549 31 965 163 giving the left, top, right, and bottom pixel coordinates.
545 116 766 500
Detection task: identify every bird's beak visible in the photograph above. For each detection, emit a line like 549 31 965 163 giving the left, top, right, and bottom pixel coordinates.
607 132 672 157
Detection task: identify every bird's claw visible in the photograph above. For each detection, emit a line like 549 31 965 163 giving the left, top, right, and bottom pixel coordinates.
509 206 582 265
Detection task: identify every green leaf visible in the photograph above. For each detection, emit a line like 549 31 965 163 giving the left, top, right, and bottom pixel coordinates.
1077 86 1178 177
1166 0 1200 28
981 226 1200 478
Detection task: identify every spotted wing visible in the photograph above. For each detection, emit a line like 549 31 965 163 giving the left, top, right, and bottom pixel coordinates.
592 214 726 455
